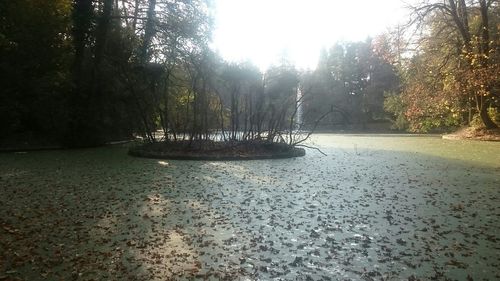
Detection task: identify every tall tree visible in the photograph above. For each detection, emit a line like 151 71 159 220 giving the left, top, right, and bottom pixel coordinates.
0 0 72 141
66 0 117 146
409 0 499 129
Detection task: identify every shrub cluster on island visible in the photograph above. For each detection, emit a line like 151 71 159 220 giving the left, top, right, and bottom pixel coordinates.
129 140 306 160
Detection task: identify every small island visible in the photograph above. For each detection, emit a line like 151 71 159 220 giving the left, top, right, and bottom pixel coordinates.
129 140 305 160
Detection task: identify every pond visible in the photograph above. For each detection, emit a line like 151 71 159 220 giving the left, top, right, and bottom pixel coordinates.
0 135 499 280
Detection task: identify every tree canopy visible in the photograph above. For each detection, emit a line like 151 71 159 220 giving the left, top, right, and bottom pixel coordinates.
386 0 500 132
1 0 498 147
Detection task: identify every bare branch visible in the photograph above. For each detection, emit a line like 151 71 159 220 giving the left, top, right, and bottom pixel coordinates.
292 106 333 146
295 144 327 156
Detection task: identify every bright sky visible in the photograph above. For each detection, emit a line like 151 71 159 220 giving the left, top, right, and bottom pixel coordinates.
211 0 411 70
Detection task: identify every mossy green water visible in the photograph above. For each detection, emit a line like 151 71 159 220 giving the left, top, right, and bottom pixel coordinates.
1 135 499 280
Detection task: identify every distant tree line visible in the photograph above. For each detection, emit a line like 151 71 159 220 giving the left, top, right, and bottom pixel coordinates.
1 0 498 148
300 40 399 130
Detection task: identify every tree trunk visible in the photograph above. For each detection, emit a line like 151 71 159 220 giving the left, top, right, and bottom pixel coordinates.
477 95 498 129
476 0 498 129
71 0 93 83
65 0 96 146
140 0 156 63
93 0 113 76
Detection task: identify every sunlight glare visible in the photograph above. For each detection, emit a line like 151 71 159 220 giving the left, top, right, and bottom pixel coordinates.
212 0 409 70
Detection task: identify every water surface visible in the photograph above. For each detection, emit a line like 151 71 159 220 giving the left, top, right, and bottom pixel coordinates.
0 135 499 280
